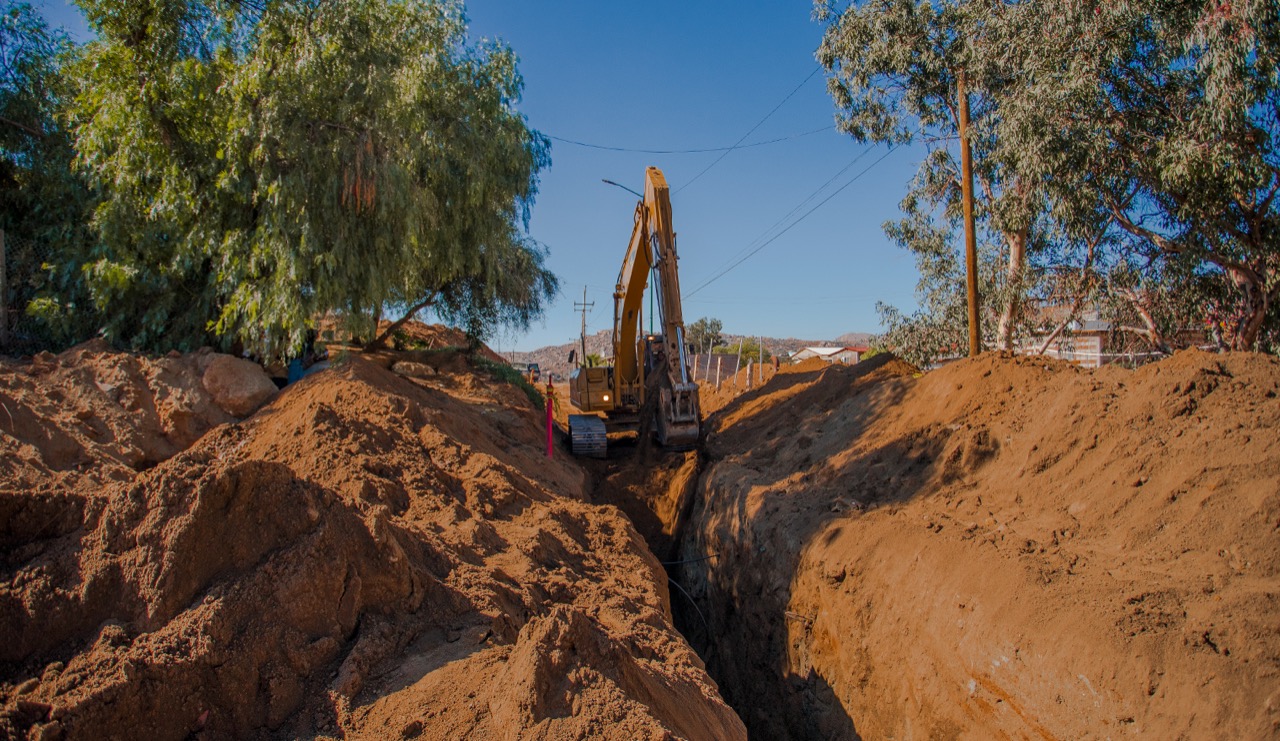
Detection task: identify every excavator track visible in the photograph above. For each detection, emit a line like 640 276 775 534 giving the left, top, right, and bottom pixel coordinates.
568 415 607 458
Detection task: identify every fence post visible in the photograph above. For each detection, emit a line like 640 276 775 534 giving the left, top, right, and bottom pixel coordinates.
757 337 763 386
715 356 722 390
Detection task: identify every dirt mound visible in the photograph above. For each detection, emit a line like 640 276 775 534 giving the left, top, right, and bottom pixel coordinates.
697 359 780 417
1 350 744 740
0 341 252 556
679 350 1280 739
374 321 507 365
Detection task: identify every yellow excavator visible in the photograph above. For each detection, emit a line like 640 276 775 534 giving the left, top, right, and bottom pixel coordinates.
567 167 700 457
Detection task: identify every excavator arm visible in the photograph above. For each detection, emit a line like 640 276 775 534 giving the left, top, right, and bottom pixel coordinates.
568 167 700 454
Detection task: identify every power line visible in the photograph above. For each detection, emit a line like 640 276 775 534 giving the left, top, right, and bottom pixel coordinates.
675 66 822 194
685 142 905 298
696 144 880 283
546 125 832 154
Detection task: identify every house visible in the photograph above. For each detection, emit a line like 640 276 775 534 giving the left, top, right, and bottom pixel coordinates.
791 346 869 365
1019 306 1200 368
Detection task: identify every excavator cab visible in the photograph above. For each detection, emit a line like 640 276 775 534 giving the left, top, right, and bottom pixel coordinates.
569 364 614 413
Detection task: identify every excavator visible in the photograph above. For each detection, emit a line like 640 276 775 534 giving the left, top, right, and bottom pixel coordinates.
567 167 700 457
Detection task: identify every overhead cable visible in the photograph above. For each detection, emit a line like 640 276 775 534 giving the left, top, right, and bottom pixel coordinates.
547 125 832 154
685 142 905 298
696 143 880 282
674 66 822 194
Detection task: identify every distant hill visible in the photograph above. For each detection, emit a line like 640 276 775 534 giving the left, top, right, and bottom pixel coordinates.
835 332 876 347
509 330 878 382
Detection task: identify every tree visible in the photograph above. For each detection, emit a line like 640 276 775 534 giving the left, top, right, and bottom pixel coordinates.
686 316 723 352
820 0 1275 358
0 1 94 347
816 0 1050 352
67 0 555 359
985 0 1279 352
714 336 771 364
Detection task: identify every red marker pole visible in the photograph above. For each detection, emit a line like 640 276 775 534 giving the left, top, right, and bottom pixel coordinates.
545 382 554 458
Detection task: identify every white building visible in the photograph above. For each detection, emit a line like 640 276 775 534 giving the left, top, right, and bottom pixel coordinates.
791 346 868 364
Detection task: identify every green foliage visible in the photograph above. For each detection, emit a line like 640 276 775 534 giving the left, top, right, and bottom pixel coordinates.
686 316 723 352
714 337 771 363
817 0 1052 353
471 355 544 410
818 0 1278 356
984 0 1279 351
0 1 97 348
65 0 554 359
584 352 604 368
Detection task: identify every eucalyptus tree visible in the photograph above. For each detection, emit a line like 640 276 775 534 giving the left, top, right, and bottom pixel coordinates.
70 0 554 358
816 0 1049 354
986 0 1279 351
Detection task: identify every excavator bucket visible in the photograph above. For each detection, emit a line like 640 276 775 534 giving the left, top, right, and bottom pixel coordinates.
656 383 700 450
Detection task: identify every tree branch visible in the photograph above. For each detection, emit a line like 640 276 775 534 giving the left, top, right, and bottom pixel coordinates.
364 292 439 351
0 115 46 139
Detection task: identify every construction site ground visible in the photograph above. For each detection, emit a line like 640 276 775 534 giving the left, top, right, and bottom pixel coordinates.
2 329 1278 739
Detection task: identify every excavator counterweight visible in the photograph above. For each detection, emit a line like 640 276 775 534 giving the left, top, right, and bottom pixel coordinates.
568 167 700 456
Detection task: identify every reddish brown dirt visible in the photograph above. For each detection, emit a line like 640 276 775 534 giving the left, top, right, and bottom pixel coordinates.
0 343 744 740
678 350 1280 740
0 340 238 553
697 358 788 417
547 383 700 563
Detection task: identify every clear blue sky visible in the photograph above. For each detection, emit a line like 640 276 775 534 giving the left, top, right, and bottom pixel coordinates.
36 0 924 352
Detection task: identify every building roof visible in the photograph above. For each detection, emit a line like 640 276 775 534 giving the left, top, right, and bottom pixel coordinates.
799 346 868 356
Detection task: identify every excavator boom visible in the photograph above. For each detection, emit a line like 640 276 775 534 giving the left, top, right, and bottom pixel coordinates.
568 167 700 455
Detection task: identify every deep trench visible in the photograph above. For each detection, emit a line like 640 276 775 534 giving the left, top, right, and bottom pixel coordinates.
581 436 848 741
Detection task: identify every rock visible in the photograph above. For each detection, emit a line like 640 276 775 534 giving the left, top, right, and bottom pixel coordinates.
392 361 436 378
201 355 278 417
192 347 217 374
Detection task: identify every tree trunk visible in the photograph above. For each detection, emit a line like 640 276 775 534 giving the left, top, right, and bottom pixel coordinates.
364 294 437 351
996 228 1028 349
1228 267 1271 351
1120 289 1172 354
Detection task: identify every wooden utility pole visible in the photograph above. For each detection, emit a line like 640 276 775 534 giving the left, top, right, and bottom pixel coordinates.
958 71 982 357
574 286 593 367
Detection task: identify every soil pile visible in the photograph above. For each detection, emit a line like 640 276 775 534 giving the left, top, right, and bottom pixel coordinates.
679 350 1280 739
0 341 274 549
1 346 744 739
697 357 831 417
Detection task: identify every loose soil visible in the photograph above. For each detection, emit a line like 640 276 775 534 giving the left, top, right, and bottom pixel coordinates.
6 335 1278 740
0 339 744 740
676 350 1280 739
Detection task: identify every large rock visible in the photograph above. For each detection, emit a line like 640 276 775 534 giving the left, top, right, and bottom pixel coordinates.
201 355 278 417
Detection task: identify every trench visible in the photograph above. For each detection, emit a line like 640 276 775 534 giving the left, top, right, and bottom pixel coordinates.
581 436 839 741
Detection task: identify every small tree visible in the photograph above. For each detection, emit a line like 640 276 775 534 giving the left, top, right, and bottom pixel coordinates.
714 337 771 364
686 316 723 352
